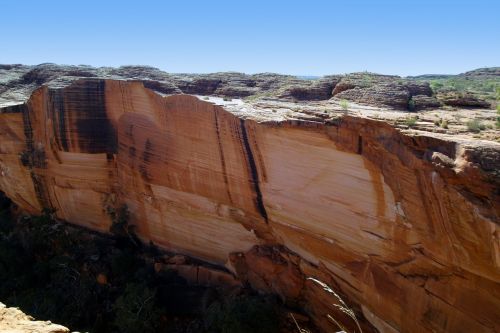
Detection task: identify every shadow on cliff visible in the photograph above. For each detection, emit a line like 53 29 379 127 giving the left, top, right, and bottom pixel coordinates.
0 196 316 333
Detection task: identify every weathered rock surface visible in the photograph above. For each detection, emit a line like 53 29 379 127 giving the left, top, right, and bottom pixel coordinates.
0 68 499 333
3 64 496 111
332 73 401 94
331 73 435 110
0 302 69 333
334 83 411 109
411 94 441 110
0 64 341 105
278 76 341 101
437 90 492 108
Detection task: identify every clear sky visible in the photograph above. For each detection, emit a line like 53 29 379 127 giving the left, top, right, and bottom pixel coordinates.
1 0 498 76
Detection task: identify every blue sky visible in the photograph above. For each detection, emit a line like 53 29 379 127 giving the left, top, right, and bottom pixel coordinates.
1 0 498 76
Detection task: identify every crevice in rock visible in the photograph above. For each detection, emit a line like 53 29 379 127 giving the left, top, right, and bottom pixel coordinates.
239 119 268 223
358 135 363 154
214 109 233 204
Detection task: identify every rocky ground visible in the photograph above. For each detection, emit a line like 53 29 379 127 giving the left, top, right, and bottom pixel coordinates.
1 64 498 143
1 64 498 109
0 303 69 333
204 95 499 142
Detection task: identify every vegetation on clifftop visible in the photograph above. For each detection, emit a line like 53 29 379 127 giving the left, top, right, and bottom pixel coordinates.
412 68 500 106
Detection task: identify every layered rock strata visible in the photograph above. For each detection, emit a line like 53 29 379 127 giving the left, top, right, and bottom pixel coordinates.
3 64 497 110
0 78 498 333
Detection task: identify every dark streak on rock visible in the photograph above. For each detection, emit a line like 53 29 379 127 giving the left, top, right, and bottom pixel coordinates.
129 146 136 158
21 103 51 209
251 134 267 182
239 119 268 223
358 135 363 154
126 124 134 138
139 164 151 181
139 139 153 181
50 89 69 151
21 105 34 160
31 173 52 209
362 229 388 240
214 109 233 204
142 139 153 163
74 80 117 154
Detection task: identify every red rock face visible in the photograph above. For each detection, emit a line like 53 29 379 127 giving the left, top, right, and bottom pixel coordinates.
0 79 498 333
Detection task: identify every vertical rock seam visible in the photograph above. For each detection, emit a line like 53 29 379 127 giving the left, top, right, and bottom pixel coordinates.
214 109 234 204
239 119 268 223
22 104 51 209
50 89 69 151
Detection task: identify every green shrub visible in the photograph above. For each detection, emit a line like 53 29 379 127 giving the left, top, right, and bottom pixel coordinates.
404 117 418 128
430 80 444 92
496 105 500 128
466 119 486 132
435 118 449 129
340 99 349 111
204 295 279 333
113 282 161 333
408 99 415 111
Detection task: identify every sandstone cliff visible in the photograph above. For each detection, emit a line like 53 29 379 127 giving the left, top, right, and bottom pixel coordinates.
0 73 499 332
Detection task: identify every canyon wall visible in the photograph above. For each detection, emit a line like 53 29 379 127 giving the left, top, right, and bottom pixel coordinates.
0 79 498 332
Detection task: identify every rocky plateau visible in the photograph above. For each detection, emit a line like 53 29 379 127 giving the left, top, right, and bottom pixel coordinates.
0 64 499 333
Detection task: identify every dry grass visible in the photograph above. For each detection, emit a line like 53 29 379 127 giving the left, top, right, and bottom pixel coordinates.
291 278 363 333
308 278 363 333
